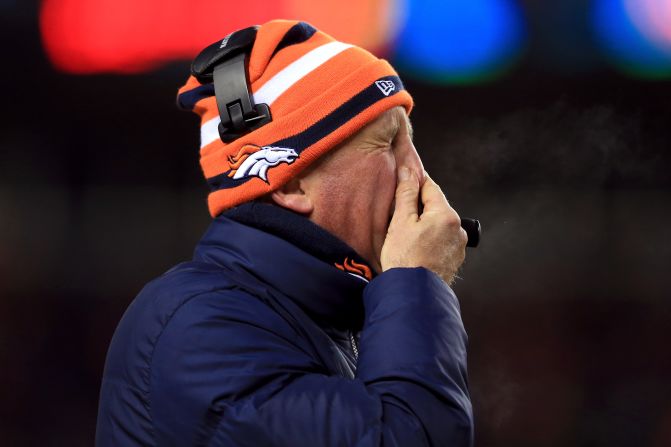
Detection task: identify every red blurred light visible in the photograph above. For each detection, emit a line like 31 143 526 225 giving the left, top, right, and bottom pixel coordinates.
40 0 288 74
40 0 397 74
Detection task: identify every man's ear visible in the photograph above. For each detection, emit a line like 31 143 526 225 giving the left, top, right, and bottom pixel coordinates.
270 177 314 215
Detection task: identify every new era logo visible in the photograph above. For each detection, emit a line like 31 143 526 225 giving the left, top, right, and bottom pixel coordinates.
375 80 395 96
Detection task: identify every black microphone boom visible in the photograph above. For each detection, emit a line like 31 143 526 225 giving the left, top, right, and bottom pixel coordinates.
461 218 481 248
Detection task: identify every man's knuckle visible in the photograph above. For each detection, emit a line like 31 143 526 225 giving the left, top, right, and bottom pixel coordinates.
397 186 417 197
438 214 460 228
436 215 451 226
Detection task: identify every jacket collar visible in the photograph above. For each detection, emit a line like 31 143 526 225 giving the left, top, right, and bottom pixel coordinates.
193 203 368 330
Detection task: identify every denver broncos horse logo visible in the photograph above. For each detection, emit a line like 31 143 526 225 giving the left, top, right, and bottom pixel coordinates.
227 144 299 182
335 257 373 282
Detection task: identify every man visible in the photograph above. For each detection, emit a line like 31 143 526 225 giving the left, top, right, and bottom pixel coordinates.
96 20 473 446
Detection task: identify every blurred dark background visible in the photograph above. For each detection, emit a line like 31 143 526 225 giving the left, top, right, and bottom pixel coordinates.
1 0 670 445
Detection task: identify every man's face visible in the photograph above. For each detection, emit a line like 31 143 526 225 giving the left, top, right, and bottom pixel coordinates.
302 106 425 273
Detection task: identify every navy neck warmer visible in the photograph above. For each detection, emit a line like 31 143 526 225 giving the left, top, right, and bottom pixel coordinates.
223 202 375 281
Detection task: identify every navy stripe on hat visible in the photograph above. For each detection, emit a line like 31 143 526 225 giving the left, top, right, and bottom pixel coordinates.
205 75 405 192
177 84 214 111
272 22 317 58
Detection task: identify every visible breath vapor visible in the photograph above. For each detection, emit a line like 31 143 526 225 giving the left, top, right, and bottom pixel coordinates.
418 99 667 190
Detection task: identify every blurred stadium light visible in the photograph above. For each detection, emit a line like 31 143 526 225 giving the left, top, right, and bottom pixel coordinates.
391 0 525 84
40 0 671 81
593 0 671 78
626 0 671 50
39 0 287 73
38 0 398 74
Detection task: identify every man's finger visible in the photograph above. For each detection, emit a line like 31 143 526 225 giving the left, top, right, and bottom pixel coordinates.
420 173 449 212
393 166 419 220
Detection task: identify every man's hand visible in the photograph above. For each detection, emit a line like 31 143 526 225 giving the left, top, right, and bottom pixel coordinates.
381 167 468 285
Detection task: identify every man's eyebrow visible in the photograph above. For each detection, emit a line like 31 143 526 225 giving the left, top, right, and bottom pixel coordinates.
380 114 400 141
406 118 414 141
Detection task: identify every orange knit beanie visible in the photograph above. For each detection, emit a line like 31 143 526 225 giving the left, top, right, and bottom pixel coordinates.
177 19 413 217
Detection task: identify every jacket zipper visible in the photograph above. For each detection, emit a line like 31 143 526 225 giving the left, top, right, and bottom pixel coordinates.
349 331 359 361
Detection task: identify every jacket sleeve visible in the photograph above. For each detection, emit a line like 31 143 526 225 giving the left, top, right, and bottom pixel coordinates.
150 267 473 446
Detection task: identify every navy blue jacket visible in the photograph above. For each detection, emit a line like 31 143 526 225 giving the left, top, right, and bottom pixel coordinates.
96 204 473 446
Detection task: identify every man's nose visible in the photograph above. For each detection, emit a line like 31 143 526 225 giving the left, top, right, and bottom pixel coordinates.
395 141 425 185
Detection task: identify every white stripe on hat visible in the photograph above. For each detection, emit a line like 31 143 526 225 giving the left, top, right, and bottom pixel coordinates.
200 117 221 149
200 41 353 149
253 41 353 105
